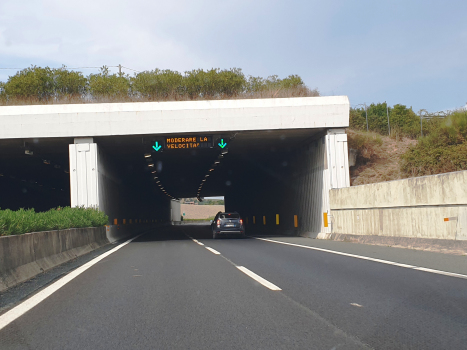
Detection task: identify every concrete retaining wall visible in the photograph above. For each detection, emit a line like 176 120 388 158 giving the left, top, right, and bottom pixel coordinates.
0 227 108 292
329 170 467 241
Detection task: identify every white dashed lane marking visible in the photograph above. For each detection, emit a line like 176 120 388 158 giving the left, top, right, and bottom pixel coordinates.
236 266 282 291
205 247 221 255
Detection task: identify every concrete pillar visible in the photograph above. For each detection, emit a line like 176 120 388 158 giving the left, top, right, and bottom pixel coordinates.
69 138 99 208
322 129 350 235
171 200 181 223
326 129 350 189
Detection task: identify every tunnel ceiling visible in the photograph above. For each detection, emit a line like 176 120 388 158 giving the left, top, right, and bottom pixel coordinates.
0 128 326 201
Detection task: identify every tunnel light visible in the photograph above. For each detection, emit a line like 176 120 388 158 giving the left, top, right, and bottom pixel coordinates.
25 149 34 156
214 160 220 164
148 163 155 168
202 179 206 182
209 168 214 171
151 170 157 174
144 153 151 158
156 181 160 183
64 170 69 174
43 160 51 165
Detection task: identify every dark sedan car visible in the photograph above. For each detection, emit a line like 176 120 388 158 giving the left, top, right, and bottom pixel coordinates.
211 212 245 239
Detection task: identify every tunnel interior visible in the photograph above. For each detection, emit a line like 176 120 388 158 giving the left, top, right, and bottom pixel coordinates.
0 128 332 235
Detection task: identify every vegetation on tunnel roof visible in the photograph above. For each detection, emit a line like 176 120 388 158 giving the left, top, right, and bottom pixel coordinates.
0 66 319 106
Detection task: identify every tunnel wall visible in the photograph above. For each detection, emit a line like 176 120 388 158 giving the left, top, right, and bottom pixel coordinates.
226 129 349 237
69 140 171 236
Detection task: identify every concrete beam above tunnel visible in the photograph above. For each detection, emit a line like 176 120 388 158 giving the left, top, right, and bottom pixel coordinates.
0 96 349 139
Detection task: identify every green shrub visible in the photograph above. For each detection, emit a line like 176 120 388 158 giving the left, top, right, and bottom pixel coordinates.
0 207 109 236
54 67 87 96
0 65 312 103
401 110 467 176
3 66 55 100
347 131 383 163
131 69 183 99
182 68 246 98
88 66 130 97
350 103 420 138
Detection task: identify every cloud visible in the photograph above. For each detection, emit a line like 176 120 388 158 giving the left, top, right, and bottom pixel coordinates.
0 0 228 76
0 0 466 112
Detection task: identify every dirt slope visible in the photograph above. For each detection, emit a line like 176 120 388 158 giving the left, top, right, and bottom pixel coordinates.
348 129 417 186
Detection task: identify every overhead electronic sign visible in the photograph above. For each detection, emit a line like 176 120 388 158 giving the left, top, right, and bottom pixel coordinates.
165 135 213 150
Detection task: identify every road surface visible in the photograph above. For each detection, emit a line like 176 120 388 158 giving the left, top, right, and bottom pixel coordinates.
1 225 467 349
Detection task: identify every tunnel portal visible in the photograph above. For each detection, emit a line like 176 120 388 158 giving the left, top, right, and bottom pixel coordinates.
0 96 350 237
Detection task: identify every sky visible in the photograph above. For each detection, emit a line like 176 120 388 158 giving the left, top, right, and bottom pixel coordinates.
0 0 466 112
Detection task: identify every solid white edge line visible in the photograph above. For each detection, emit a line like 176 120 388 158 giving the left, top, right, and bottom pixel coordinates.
251 237 467 280
236 266 281 291
0 233 145 331
205 247 220 255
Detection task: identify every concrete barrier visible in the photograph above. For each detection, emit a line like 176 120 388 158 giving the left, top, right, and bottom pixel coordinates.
327 170 467 252
0 227 108 292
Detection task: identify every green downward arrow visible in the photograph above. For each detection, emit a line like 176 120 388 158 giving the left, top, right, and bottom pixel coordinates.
153 141 162 151
218 139 227 149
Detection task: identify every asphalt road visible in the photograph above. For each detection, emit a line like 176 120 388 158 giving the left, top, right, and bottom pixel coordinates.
2 225 467 349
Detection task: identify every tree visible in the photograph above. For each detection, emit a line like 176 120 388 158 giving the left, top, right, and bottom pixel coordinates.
131 69 183 99
54 67 87 96
3 66 55 100
88 66 130 97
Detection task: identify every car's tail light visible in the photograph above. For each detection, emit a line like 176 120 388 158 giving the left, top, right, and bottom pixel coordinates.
239 219 243 225
217 219 221 227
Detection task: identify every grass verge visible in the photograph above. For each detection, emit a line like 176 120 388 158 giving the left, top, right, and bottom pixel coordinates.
0 207 109 236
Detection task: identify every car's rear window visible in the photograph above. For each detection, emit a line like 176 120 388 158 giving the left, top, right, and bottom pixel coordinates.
220 213 240 219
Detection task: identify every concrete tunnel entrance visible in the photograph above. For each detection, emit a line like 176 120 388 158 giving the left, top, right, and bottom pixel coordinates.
0 96 350 238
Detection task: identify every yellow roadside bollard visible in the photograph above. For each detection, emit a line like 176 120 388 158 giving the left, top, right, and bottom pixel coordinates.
123 219 126 225
323 212 328 228
276 214 280 225
113 218 118 225
263 216 266 225
253 216 256 224
294 215 298 228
